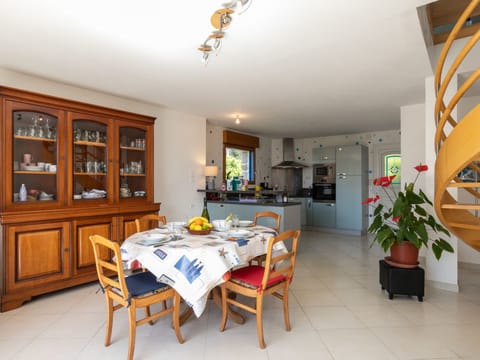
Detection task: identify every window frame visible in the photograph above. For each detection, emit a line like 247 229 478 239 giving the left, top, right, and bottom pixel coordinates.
223 143 256 184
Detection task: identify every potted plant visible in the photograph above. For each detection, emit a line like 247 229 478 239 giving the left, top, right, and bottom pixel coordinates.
364 164 454 267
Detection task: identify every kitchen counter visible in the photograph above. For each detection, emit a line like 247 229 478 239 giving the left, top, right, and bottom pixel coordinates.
206 199 301 207
206 200 301 232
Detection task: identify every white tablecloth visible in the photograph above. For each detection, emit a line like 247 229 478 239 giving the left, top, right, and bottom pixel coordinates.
120 226 284 317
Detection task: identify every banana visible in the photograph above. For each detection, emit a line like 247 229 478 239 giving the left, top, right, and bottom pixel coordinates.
225 213 233 221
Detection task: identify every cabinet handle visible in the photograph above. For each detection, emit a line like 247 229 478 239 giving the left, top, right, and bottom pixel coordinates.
64 248 70 252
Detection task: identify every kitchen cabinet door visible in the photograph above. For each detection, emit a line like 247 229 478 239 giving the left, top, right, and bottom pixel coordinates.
312 202 336 228
312 146 335 163
289 198 306 226
336 145 367 176
306 198 313 226
208 203 227 220
336 175 367 231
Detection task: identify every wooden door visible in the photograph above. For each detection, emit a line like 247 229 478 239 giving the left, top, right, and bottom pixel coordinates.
73 217 116 275
6 221 71 292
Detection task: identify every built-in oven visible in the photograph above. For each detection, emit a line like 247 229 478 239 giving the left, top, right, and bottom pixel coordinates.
312 182 336 201
313 163 336 184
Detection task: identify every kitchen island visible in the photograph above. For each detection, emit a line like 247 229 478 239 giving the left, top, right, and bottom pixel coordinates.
199 190 301 232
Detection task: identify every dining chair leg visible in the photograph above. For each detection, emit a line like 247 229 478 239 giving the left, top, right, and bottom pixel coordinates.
145 305 155 325
219 284 228 332
256 295 266 349
172 292 185 344
282 286 291 331
104 295 114 346
127 305 137 360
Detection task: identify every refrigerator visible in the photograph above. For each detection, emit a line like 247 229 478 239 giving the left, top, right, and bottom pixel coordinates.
335 145 368 232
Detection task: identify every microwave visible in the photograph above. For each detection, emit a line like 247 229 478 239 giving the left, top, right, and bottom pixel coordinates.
313 163 336 183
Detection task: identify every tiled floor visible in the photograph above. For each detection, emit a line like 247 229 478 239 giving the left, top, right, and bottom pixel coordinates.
2 230 480 359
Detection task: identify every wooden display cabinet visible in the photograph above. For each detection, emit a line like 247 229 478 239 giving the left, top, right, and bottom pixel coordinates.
0 87 160 311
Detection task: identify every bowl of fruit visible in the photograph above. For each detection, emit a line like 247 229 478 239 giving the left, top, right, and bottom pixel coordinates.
187 216 213 235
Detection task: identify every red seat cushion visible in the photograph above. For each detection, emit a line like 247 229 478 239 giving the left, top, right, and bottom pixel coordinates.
230 265 285 289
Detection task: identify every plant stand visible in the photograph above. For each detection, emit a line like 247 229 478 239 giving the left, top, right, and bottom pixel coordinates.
379 260 424 302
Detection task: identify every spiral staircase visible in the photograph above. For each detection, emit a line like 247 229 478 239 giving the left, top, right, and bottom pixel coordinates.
434 0 480 251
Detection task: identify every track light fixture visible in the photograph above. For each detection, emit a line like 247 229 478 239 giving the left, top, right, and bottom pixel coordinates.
198 0 252 65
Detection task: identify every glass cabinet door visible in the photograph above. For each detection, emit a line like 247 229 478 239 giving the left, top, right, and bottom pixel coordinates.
11 106 61 206
119 126 147 200
71 118 110 202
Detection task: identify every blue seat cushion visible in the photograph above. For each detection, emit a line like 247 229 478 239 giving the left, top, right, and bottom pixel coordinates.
125 271 169 297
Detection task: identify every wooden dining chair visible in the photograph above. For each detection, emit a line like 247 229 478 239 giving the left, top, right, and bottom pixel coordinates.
253 211 281 233
89 235 184 360
219 229 301 349
250 211 281 265
135 214 167 233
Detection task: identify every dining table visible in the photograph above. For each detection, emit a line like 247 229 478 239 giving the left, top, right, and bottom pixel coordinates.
120 224 285 318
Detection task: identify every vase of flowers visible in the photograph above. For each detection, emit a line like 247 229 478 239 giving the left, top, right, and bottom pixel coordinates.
364 164 454 268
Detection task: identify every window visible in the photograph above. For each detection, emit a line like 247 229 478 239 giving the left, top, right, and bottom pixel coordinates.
385 154 401 185
223 130 259 183
225 146 254 181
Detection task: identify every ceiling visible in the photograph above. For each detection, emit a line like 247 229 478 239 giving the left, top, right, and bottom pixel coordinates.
0 0 437 138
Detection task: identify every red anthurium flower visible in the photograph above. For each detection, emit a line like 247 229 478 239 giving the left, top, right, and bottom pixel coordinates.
361 195 380 205
392 216 401 223
373 175 396 187
414 164 428 172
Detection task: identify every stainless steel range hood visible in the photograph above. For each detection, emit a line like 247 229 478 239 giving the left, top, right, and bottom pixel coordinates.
272 138 307 169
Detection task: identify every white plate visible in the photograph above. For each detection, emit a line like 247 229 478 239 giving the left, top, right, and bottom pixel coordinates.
238 220 253 227
136 234 168 246
228 229 252 238
24 165 44 171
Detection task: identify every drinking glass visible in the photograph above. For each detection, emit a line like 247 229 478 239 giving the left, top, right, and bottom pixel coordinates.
232 214 239 228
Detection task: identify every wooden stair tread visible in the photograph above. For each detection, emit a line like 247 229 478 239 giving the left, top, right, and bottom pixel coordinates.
448 182 480 188
441 203 480 210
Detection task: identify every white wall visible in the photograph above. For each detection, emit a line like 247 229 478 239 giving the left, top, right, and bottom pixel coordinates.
401 103 427 259
0 68 206 222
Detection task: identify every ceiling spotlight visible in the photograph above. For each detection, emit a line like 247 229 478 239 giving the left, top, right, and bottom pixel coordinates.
235 116 240 124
